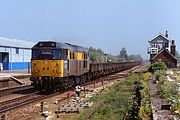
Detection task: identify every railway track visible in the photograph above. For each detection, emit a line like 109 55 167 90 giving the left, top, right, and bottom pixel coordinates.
0 65 143 114
0 88 74 113
0 85 34 97
0 92 40 113
0 74 117 114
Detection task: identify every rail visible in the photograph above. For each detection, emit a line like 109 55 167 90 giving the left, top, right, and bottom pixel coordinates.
0 85 34 97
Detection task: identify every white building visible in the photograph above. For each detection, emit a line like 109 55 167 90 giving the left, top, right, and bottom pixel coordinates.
0 37 35 70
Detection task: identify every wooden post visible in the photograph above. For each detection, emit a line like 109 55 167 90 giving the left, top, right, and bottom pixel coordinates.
28 62 30 73
94 81 96 88
102 79 104 86
41 101 44 113
84 87 86 97
67 93 70 101
57 114 60 118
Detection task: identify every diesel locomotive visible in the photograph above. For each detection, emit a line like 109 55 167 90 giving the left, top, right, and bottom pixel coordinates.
30 41 141 91
30 41 89 91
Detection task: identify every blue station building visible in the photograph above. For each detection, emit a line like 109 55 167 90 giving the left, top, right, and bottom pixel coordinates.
0 37 35 70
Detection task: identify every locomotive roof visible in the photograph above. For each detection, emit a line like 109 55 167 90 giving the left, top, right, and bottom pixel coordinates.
33 41 88 52
65 43 88 52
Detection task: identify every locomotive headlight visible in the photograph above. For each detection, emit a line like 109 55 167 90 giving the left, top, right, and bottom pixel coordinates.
44 61 48 64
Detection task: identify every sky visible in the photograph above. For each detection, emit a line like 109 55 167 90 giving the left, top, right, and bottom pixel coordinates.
0 0 180 59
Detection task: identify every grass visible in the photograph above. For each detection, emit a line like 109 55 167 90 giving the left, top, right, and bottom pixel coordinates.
76 79 135 120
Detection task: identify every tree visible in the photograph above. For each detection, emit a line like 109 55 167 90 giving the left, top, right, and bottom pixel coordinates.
89 47 106 63
97 48 104 55
128 55 143 61
118 47 128 61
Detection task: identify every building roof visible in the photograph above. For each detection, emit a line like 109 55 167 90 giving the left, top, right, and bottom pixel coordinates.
0 36 35 49
148 33 170 42
151 48 177 61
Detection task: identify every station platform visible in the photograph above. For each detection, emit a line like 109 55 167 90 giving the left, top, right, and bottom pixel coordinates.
0 70 31 87
0 70 31 79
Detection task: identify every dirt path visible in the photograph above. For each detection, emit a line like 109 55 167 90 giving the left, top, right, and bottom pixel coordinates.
149 79 173 120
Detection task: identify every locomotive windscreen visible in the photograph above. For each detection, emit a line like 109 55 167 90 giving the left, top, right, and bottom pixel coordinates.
32 49 68 60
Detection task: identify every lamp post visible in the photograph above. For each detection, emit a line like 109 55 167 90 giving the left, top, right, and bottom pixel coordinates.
104 53 108 63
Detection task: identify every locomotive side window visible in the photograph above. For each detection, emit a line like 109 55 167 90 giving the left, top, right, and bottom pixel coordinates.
61 49 68 59
70 52 72 59
32 49 41 59
70 52 75 59
84 53 88 59
84 53 86 59
72 52 75 59
83 61 87 68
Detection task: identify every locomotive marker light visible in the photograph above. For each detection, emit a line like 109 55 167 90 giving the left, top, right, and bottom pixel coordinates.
44 61 48 64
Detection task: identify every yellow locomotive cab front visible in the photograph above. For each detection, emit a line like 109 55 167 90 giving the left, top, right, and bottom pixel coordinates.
31 60 64 78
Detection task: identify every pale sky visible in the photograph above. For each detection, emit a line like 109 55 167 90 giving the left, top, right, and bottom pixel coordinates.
0 0 180 58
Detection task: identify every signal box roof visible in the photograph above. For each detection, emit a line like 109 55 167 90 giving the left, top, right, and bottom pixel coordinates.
148 33 170 43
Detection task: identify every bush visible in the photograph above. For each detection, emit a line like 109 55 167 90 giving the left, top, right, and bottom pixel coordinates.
148 61 167 73
128 72 143 81
139 103 152 119
143 72 153 82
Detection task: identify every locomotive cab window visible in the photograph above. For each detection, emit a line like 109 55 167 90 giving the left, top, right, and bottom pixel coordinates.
72 52 75 59
32 48 64 60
